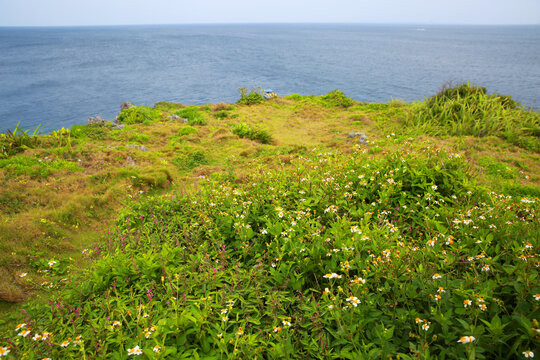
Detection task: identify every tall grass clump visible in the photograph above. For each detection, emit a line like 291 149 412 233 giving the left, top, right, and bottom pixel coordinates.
0 123 41 158
231 123 272 144
117 106 163 125
3 142 538 359
406 83 540 150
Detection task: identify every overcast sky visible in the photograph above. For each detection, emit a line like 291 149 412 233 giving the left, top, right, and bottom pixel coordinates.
0 0 539 26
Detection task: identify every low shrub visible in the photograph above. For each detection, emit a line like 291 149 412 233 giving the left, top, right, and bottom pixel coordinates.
213 110 229 120
320 90 355 108
231 123 272 144
117 106 162 125
70 124 109 140
175 106 206 126
172 149 208 171
177 126 197 136
285 94 305 101
237 87 265 105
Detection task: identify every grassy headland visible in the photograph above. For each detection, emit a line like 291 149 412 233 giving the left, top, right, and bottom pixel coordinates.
0 85 538 359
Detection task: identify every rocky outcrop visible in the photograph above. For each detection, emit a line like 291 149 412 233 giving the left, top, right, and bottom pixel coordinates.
88 116 106 125
121 102 134 110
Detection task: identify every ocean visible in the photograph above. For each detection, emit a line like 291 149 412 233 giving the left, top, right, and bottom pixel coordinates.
0 24 539 133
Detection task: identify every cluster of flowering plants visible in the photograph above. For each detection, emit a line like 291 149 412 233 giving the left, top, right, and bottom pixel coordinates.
1 139 538 359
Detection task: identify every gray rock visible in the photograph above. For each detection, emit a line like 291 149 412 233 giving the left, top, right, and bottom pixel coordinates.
121 102 134 110
112 123 125 130
126 156 135 166
347 132 368 144
126 144 149 151
88 116 106 125
347 132 366 138
168 114 188 123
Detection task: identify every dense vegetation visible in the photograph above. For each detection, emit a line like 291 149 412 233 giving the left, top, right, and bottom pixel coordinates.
0 85 538 359
405 83 540 151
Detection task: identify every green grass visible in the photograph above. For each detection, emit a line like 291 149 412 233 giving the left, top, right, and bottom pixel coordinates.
237 87 265 105
177 126 197 136
0 155 82 178
0 86 538 359
4 145 538 359
405 83 540 150
0 123 41 158
175 106 207 126
172 149 208 172
230 123 272 144
118 106 163 125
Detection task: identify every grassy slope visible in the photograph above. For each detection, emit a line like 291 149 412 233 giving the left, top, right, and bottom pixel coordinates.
0 91 538 358
1 95 538 304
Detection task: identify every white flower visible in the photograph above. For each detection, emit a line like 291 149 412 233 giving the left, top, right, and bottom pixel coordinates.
432 273 442 280
422 323 430 331
346 296 360 307
323 273 342 279
127 345 142 355
153 345 161 353
0 347 10 357
534 294 540 301
523 350 534 358
457 336 476 344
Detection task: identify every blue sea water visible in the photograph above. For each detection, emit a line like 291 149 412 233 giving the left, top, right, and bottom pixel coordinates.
0 24 539 133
